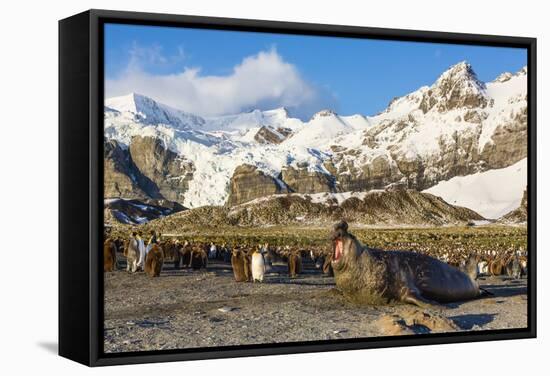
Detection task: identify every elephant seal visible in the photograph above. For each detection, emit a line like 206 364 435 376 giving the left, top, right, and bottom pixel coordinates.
144 244 164 277
331 221 482 307
251 249 266 282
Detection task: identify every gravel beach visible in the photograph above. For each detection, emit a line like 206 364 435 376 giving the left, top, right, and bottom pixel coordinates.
104 259 528 353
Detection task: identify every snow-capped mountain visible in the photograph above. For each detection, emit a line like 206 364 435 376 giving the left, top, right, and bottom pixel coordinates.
106 93 205 130
104 61 528 217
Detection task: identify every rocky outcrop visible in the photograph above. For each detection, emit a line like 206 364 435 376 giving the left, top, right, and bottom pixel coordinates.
104 137 194 204
104 198 185 225
281 164 335 193
104 139 148 199
128 136 194 203
325 155 404 192
500 189 528 223
146 188 484 229
480 106 528 169
254 126 292 144
227 164 288 206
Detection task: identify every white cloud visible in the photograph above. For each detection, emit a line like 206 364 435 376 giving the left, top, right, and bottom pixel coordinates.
105 48 337 119
126 42 186 69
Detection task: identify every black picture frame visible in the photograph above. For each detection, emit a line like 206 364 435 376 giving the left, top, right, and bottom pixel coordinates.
59 9 537 367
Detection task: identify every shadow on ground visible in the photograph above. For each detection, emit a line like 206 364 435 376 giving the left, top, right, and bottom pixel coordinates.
481 282 527 298
450 313 497 330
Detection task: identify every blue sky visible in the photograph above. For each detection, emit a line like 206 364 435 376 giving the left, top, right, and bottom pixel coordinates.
105 23 527 119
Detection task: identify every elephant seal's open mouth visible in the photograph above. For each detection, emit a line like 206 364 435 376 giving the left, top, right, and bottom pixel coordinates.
331 220 349 266
333 239 344 262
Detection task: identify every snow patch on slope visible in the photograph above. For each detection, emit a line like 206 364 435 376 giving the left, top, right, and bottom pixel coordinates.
423 158 527 219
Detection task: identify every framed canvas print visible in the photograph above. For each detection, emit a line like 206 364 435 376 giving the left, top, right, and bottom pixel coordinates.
59 9 536 366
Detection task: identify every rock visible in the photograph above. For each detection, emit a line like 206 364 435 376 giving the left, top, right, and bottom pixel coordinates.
104 139 148 199
480 107 527 169
334 154 403 192
376 315 415 336
495 72 513 83
128 136 194 203
500 189 528 223
227 164 288 206
104 137 194 205
401 308 458 332
218 307 235 313
332 329 348 334
104 198 185 225
281 165 335 194
376 308 458 336
254 126 292 144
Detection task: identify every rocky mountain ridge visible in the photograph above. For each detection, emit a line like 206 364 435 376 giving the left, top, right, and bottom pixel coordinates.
104 198 185 225
133 188 484 229
104 61 528 218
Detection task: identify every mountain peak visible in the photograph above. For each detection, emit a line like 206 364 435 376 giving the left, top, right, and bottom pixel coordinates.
492 66 527 83
311 109 337 120
105 92 174 117
105 92 152 114
435 61 484 89
105 93 205 129
419 61 487 113
264 106 290 118
494 72 514 83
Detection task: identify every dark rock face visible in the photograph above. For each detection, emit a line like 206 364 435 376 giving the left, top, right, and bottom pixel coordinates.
104 198 185 225
254 126 292 144
104 139 148 199
227 164 288 206
281 165 334 194
480 107 528 169
104 136 194 204
327 155 403 192
128 136 194 203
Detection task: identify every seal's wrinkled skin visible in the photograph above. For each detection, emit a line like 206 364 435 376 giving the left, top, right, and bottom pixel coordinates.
331 221 481 307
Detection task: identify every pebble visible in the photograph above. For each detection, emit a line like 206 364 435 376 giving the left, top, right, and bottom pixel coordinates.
218 306 235 313
333 329 348 334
